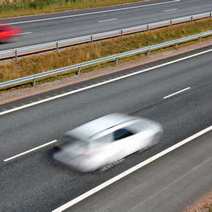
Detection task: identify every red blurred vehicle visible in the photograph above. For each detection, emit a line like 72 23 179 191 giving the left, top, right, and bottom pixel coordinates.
0 24 22 42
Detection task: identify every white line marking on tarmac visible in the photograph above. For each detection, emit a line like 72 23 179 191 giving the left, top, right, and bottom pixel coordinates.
21 31 32 36
52 126 212 212
3 139 58 162
98 18 117 23
9 0 180 25
0 48 211 117
163 8 177 13
163 87 191 99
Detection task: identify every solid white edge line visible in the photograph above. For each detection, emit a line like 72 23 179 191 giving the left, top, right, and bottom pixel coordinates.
52 125 212 212
3 139 58 162
1 48 212 117
163 86 191 99
9 0 180 25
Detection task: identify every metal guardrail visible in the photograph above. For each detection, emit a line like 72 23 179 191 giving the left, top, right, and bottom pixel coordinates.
0 30 212 90
0 11 211 60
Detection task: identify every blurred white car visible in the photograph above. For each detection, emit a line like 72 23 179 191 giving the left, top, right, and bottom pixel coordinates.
53 113 163 172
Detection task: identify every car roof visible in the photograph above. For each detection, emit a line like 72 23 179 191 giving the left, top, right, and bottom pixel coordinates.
68 113 137 140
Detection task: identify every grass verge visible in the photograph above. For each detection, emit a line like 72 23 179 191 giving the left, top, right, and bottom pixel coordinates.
0 0 143 18
0 18 212 83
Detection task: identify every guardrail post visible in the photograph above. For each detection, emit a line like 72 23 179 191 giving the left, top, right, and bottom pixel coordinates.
120 29 123 36
15 49 18 61
32 79 36 87
146 49 151 55
56 41 59 53
77 67 81 75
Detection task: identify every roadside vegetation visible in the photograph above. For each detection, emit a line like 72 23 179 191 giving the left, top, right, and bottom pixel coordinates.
0 18 212 82
0 0 142 18
184 192 212 212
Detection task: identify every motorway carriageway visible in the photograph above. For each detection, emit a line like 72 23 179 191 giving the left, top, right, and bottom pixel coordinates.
0 47 212 211
0 0 212 50
59 128 212 212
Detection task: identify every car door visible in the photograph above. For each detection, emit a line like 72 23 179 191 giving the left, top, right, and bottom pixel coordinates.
111 128 141 159
92 132 123 166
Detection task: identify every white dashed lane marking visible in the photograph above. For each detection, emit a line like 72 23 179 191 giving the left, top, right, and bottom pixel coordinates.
98 18 117 23
21 31 32 35
3 140 58 162
163 87 191 99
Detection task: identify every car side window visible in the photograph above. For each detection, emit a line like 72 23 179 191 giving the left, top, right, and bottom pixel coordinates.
113 128 135 141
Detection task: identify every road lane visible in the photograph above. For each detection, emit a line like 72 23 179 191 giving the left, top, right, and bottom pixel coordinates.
0 45 211 211
0 49 212 160
0 0 211 50
1 77 212 212
65 131 212 212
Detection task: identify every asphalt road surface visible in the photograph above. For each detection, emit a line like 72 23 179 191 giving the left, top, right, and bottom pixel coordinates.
0 47 212 211
0 0 212 50
66 130 212 212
